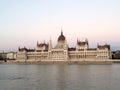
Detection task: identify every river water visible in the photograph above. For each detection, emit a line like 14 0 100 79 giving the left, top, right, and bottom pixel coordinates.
0 64 120 90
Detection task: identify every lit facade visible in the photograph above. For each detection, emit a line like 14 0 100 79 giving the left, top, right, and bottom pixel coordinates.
17 31 111 61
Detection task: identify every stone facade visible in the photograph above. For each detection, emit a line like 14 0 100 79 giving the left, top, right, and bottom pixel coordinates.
6 52 17 60
17 31 111 61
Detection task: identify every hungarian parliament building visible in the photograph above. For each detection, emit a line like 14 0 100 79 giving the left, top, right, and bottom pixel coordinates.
17 31 111 61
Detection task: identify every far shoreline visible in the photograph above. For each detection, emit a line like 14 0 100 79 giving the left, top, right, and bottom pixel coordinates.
1 60 120 65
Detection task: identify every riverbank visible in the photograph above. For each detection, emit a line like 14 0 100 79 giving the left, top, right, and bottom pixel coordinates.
1 59 120 65
1 60 119 64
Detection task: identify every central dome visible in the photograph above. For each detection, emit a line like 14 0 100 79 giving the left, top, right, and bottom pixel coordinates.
58 31 65 41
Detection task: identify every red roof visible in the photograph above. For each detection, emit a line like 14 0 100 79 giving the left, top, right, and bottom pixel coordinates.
37 43 48 47
37 42 48 47
97 44 110 50
27 49 35 52
19 47 27 52
68 47 76 51
19 47 35 52
77 38 88 45
58 31 65 41
58 35 65 41
77 42 88 45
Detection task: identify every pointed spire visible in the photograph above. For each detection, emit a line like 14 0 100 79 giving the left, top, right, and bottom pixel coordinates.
18 46 20 51
49 36 52 50
77 38 79 44
37 41 39 46
85 38 87 42
61 30 63 35
97 43 99 47
85 38 88 44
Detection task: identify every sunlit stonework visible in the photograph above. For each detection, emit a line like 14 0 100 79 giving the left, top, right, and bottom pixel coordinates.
17 31 111 61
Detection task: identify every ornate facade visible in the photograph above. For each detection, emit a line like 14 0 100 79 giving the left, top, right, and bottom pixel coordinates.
17 31 111 61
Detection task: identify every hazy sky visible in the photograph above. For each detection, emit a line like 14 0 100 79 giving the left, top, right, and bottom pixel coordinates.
0 0 120 52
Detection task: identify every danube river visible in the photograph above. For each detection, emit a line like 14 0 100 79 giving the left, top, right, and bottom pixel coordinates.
0 64 120 90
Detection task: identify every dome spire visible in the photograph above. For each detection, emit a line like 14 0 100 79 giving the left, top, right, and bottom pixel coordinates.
58 29 65 41
61 30 63 35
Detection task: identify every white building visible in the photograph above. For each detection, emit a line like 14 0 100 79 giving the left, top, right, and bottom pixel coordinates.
7 52 17 60
17 31 111 61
